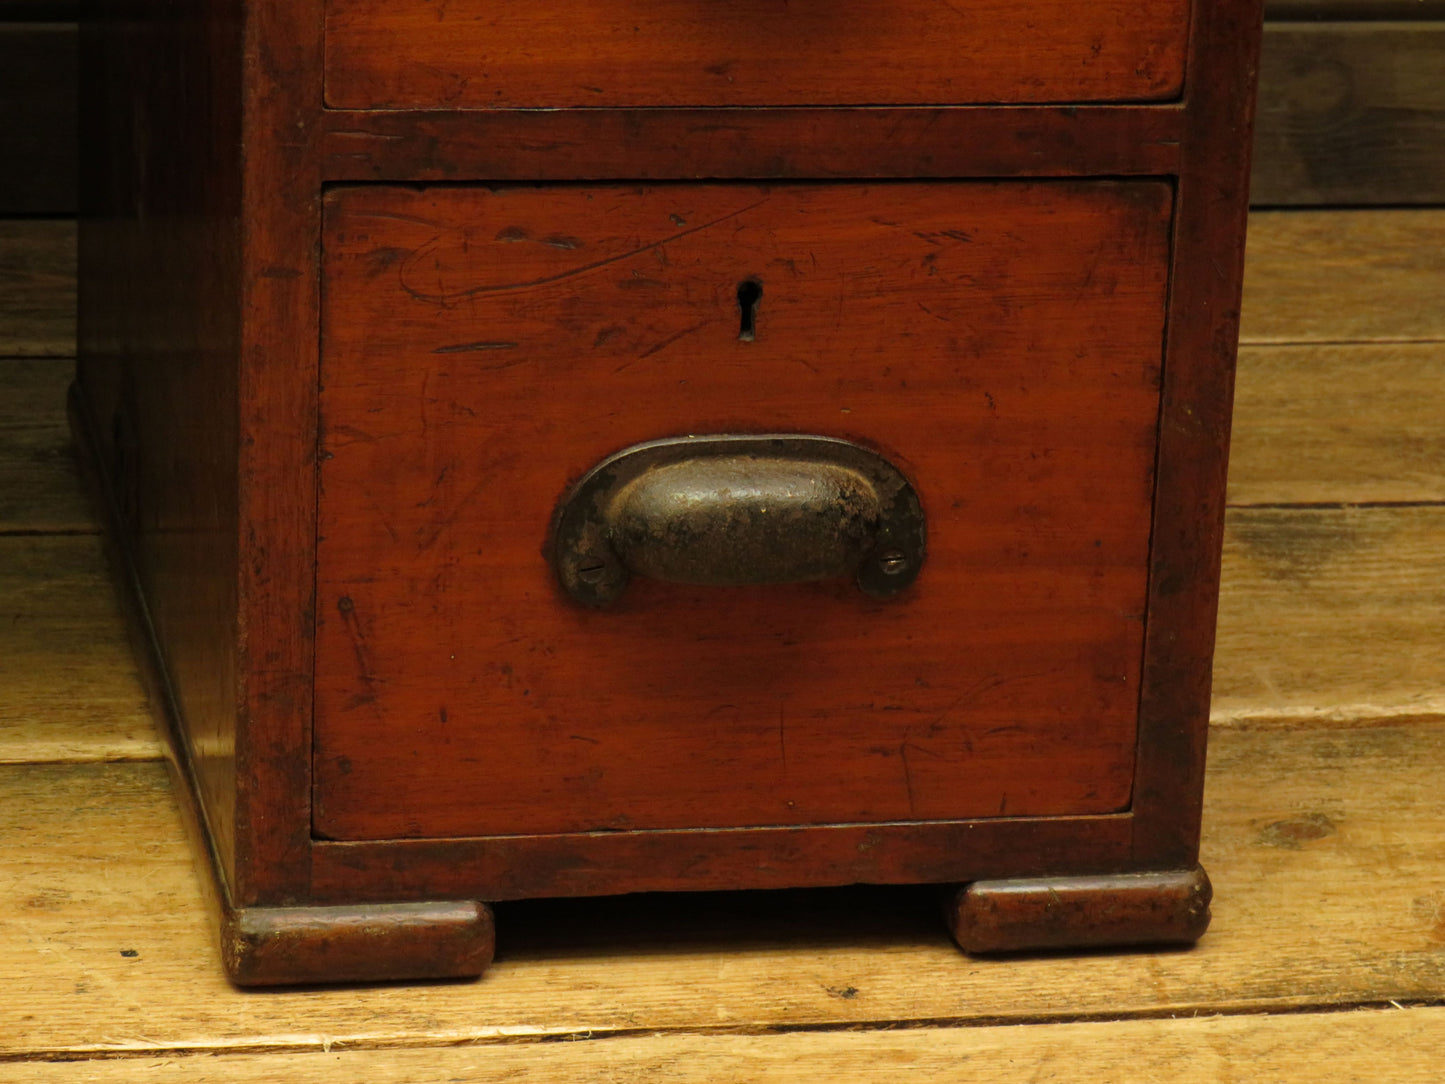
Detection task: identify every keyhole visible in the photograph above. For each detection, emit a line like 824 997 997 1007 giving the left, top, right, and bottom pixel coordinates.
737 279 763 342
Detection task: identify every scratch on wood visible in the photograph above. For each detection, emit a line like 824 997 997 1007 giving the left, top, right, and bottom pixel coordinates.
432 340 519 353
398 198 770 304
634 320 710 363
900 736 917 814
328 130 406 142
353 210 448 228
336 595 382 701
414 475 491 552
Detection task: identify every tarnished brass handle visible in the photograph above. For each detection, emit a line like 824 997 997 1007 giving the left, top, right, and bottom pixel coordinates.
550 435 926 607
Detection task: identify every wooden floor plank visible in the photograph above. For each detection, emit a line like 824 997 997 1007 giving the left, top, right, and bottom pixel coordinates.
0 219 74 357
0 358 93 532
4 212 1444 360
5 1006 1445 1082
1213 505 1445 726
2 720 1443 1056
3 500 1441 764
10 339 1445 533
7 340 1443 531
1251 23 1445 207
0 536 159 764
1239 210 1445 345
1229 341 1445 506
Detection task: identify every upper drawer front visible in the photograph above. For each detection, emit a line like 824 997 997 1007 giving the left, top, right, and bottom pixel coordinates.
324 0 1191 109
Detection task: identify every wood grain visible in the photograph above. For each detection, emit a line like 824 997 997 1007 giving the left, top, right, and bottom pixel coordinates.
1251 23 1445 206
18 210 1445 363
0 23 75 215
7 1008 1445 1082
0 358 93 531
18 218 1445 527
1230 342 1445 505
320 105 1187 184
1239 210 1445 344
76 0 247 895
6 501 1435 770
16 19 1445 211
317 181 1171 843
0 536 159 764
1214 506 1445 725
1129 0 1263 870
323 0 1189 109
0 219 74 357
3 719 1443 1054
227 0 326 907
1267 0 1445 14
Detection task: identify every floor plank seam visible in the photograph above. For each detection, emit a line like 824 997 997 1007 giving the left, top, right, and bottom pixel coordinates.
1210 709 1445 730
1238 338 1445 347
3 998 1442 1064
0 754 163 767
1225 500 1445 511
0 527 101 537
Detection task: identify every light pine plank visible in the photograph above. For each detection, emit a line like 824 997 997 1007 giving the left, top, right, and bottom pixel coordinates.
2 721 1443 1056
1213 506 1445 725
4 339 1442 532
3 504 1443 763
0 219 74 357
1239 209 1445 345
1229 341 1445 505
5 212 1445 357
6 1007 1445 1082
0 536 159 763
10 340 1445 528
0 358 93 531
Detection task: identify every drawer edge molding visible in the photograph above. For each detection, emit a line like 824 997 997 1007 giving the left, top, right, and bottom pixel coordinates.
308 815 1135 904
320 106 1187 183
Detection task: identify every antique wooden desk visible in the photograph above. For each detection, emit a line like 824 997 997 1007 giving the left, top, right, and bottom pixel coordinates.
75 0 1263 984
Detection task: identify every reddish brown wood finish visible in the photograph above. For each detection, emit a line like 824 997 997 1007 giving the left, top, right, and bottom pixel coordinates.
224 900 494 986
78 0 1263 981
1131 0 1265 870
323 0 1191 109
320 106 1188 184
77 0 246 888
232 0 327 908
949 867 1212 953
311 816 1137 904
314 181 1170 844
67 401 495 984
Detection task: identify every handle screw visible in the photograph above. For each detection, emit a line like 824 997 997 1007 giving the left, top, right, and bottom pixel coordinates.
878 549 910 576
575 555 609 584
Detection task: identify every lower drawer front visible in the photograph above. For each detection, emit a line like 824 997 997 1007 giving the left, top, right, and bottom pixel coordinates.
315 181 1172 842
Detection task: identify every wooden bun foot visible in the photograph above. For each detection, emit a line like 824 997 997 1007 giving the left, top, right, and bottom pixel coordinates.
948 866 1212 954
222 900 495 986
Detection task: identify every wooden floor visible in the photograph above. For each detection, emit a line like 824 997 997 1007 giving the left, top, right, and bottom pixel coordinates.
2 211 1443 1080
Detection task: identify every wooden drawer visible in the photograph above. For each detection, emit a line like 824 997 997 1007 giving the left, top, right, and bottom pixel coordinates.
80 0 1260 983
323 0 1191 109
315 180 1172 843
